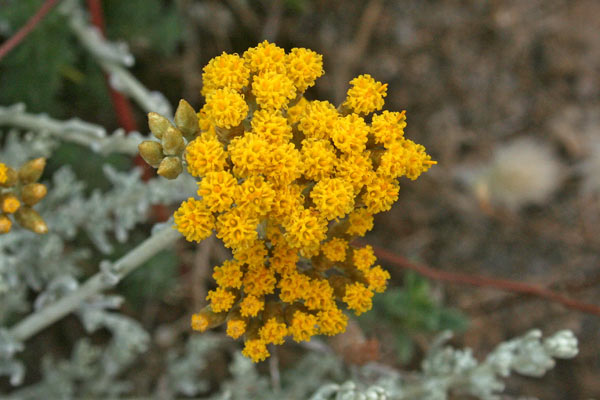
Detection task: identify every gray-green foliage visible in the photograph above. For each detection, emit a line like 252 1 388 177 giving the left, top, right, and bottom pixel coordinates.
360 272 468 363
0 0 181 116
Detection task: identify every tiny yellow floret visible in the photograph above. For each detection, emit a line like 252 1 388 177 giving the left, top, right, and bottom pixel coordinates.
242 338 270 362
259 318 288 345
173 198 215 242
206 287 236 313
342 282 374 315
204 88 248 129
321 238 349 262
343 74 387 115
185 136 228 178
0 163 7 185
289 311 318 342
251 71 296 110
201 52 250 96
226 318 247 339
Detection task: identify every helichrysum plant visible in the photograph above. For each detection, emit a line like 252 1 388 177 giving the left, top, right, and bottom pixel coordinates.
0 158 48 235
139 41 436 362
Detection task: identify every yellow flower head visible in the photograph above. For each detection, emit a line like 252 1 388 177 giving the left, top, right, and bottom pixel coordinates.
243 40 287 74
286 96 309 124
242 338 270 362
362 173 400 214
201 52 250 96
401 139 436 180
185 136 228 178
278 272 310 303
298 100 338 140
191 312 211 332
240 295 264 317
283 207 327 253
233 240 268 268
321 238 349 262
197 170 237 213
335 152 373 193
206 287 237 313
310 178 355 220
371 110 406 147
346 209 374 236
213 259 244 289
301 138 337 181
303 278 335 311
259 318 288 345
204 88 248 129
331 114 369 154
228 133 271 178
343 74 387 115
173 198 215 242
353 245 377 272
270 183 305 224
0 163 7 185
251 109 293 145
252 70 296 110
289 310 318 342
235 175 276 217
243 264 277 297
142 42 436 362
0 215 12 234
264 142 303 186
342 282 374 315
317 306 348 336
226 318 247 339
1 195 20 214
365 265 391 293
270 243 299 275
216 208 258 250
286 48 324 92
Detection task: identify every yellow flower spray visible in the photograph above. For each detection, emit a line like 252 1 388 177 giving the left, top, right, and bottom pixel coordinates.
138 41 436 362
0 158 49 235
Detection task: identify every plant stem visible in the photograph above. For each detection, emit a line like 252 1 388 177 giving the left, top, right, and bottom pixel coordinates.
0 0 60 62
9 226 180 342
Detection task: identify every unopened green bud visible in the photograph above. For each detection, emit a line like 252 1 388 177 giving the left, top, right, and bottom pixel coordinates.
138 140 164 168
174 99 199 141
21 183 48 206
18 158 46 184
148 112 172 139
162 126 185 156
15 207 48 234
157 156 183 180
0 167 18 187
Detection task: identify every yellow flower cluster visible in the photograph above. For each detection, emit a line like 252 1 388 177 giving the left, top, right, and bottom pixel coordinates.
140 41 436 362
0 159 48 235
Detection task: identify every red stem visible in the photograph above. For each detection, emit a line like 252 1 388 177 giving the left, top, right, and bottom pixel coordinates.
0 0 60 62
86 0 138 132
370 244 600 316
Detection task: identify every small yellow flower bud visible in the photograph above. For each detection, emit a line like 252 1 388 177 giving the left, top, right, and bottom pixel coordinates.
0 166 18 187
174 99 199 141
18 158 46 184
0 193 21 214
161 126 185 156
148 112 172 139
138 140 164 168
0 214 11 234
21 183 48 206
157 156 183 180
191 306 228 332
15 207 48 234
